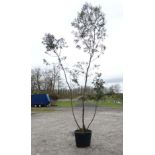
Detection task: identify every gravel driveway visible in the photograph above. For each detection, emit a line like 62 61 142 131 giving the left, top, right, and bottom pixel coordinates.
31 107 123 155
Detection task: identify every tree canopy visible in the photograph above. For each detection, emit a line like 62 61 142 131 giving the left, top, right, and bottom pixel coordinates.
71 2 106 55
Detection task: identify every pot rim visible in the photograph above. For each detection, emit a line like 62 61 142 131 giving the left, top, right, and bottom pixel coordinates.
74 129 92 133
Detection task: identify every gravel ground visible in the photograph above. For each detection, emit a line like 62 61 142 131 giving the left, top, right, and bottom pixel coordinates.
31 107 123 155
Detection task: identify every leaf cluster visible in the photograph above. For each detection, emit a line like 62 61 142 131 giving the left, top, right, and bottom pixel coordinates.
92 73 105 101
71 2 106 53
42 33 67 52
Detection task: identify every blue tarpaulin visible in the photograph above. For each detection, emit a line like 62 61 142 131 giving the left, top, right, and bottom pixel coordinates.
31 94 51 107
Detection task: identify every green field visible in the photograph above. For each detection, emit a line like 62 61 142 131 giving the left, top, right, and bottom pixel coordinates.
31 107 54 112
31 97 123 112
55 100 123 108
97 100 123 108
55 101 78 107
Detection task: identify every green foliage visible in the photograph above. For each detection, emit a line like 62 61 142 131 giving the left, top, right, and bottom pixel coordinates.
42 33 67 51
86 94 96 100
102 93 123 104
92 73 105 101
49 93 59 100
71 2 106 54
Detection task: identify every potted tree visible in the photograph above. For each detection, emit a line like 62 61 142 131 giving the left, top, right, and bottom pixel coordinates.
42 2 106 147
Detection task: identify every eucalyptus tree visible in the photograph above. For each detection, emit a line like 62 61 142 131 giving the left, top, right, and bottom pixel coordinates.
71 2 106 130
42 33 81 129
42 2 106 132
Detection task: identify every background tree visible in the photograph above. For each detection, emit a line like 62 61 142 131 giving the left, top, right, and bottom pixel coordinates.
42 65 60 92
31 68 42 92
108 84 121 94
113 84 121 93
31 65 63 97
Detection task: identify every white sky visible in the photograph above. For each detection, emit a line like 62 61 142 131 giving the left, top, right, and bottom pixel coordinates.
30 0 123 90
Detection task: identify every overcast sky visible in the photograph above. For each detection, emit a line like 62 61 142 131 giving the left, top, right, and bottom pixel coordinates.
31 0 123 91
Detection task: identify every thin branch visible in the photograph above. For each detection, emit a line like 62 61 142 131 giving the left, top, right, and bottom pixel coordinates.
83 39 90 49
59 48 62 57
92 53 101 62
55 51 81 129
86 102 98 129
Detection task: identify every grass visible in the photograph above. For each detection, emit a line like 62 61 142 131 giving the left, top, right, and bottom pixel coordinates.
55 100 123 108
97 100 123 108
31 107 54 112
55 101 79 107
31 98 123 111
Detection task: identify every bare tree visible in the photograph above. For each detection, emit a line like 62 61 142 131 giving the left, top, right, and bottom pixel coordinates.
31 66 61 94
31 68 42 92
42 65 60 92
31 71 37 92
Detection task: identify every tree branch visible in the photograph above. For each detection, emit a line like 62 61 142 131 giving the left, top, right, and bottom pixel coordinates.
54 51 81 129
86 102 97 129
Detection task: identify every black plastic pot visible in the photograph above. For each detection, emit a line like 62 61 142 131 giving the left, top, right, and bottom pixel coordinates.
74 129 92 147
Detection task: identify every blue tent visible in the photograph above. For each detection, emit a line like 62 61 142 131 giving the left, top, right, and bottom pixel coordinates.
31 94 51 107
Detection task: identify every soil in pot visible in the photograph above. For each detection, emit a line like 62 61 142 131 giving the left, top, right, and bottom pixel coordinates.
74 129 92 147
